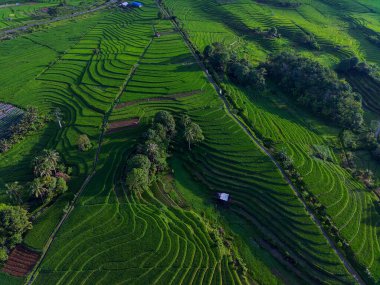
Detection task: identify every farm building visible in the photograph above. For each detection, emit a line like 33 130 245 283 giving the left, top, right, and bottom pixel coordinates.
217 193 230 202
130 1 143 8
120 2 129 7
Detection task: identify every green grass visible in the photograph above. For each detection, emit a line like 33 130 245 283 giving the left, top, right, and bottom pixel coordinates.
0 0 375 284
165 0 380 282
27 4 355 284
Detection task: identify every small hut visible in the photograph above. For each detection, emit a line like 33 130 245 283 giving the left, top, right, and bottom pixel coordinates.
217 192 230 202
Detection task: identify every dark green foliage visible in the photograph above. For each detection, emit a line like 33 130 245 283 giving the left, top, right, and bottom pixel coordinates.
29 149 69 203
0 107 46 153
180 115 205 150
265 52 364 130
126 168 150 196
127 154 151 172
336 57 360 73
0 204 32 261
204 42 266 89
373 145 380 161
126 111 178 195
5 182 23 205
154 110 176 139
337 57 380 80
368 34 380 48
77 134 92 152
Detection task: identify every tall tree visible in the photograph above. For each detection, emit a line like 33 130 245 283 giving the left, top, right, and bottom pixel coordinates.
0 204 32 249
5 182 22 205
184 122 204 150
33 149 60 177
29 178 46 202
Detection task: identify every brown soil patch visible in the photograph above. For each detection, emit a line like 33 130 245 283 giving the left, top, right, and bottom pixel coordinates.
107 118 140 134
115 90 201 109
2 245 40 277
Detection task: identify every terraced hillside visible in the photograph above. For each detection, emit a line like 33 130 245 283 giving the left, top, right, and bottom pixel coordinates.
164 0 380 283
0 2 358 285
0 0 379 284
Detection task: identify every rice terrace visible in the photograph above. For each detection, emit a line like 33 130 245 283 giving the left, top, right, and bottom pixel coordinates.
1 0 380 284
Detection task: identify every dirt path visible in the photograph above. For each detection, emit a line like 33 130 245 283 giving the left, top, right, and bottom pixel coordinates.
157 2 366 285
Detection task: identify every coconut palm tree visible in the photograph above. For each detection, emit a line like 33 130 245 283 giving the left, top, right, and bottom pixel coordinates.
29 178 46 202
43 149 60 174
33 149 60 177
5 182 22 205
184 122 204 150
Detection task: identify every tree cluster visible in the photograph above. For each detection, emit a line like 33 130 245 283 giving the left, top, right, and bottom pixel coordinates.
126 111 176 196
0 204 31 262
0 107 46 153
29 149 70 203
203 42 266 90
336 57 379 77
126 111 204 196
179 115 204 151
264 52 364 130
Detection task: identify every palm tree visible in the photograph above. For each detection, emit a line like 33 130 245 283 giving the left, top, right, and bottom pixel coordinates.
29 178 46 202
44 149 60 174
184 122 204 151
180 114 191 128
54 107 63 128
33 149 60 177
184 126 195 151
5 182 22 205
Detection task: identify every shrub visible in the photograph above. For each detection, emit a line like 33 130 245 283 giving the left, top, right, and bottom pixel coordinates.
77 134 92 152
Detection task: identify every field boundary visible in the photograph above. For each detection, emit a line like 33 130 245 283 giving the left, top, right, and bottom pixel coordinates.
156 2 365 284
25 36 153 285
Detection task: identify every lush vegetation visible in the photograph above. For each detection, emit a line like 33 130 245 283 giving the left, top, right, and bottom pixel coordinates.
0 204 31 262
264 52 364 130
203 42 266 89
0 107 46 153
164 0 380 283
1 0 380 284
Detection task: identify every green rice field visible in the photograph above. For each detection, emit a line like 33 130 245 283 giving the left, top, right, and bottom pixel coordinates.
0 0 380 284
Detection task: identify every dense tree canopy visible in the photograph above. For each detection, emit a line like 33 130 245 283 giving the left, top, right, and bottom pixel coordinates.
264 52 364 130
0 204 32 262
29 149 69 203
203 42 266 89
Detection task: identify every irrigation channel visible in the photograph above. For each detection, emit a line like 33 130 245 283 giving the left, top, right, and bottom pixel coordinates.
156 2 366 284
26 37 153 285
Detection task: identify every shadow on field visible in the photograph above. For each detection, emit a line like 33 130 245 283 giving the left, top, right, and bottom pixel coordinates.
0 122 58 203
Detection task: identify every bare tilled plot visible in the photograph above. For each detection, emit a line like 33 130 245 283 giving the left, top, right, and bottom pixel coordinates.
2 245 40 277
107 118 140 133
